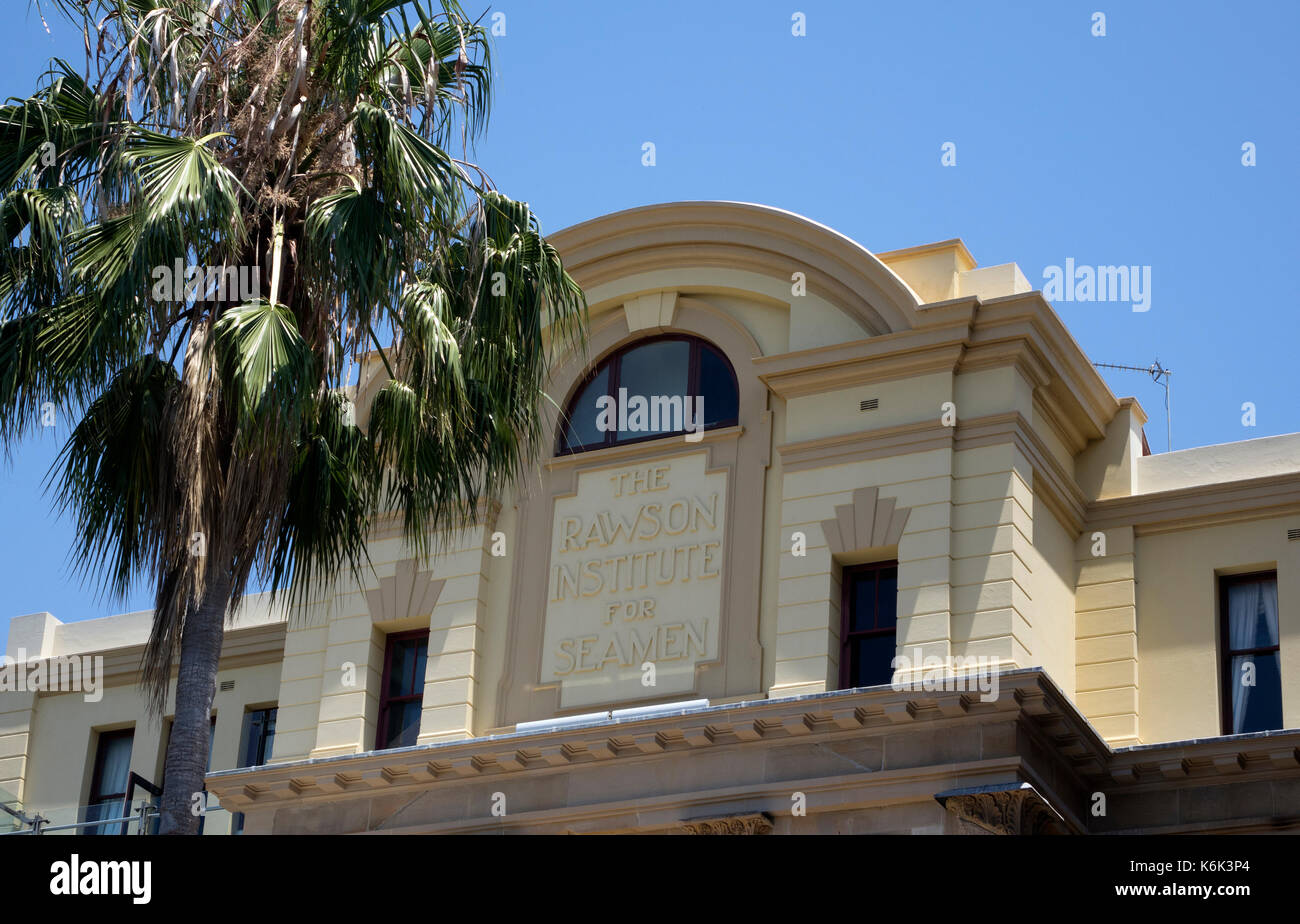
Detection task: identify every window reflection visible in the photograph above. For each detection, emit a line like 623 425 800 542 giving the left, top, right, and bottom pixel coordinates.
558 336 738 453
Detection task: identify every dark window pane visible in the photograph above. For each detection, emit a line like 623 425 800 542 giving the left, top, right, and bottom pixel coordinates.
241 708 277 768
851 574 877 632
378 632 429 750
876 569 898 629
389 640 418 698
617 340 690 436
698 344 738 426
561 366 611 451
413 645 427 696
849 635 896 688
850 568 898 632
241 713 258 767
558 338 740 454
1230 652 1283 734
384 701 423 749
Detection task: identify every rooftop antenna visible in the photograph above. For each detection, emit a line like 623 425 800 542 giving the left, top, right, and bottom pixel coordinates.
1092 358 1175 452
1093 360 1173 452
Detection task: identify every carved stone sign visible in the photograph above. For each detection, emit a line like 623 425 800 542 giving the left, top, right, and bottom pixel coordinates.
541 452 727 709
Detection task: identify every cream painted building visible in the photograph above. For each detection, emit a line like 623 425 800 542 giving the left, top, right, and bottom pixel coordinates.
4 202 1299 835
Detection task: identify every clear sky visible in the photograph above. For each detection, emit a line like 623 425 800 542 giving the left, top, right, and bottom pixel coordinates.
1 0 1297 650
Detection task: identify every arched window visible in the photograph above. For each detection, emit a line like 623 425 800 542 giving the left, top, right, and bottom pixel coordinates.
558 335 739 454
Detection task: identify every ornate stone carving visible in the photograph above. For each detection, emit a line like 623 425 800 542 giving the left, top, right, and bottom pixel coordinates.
940 786 1068 835
678 813 774 835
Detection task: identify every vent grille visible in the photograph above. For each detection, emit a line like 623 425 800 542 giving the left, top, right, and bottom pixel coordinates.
1289 528 1300 541
219 680 235 692
859 398 879 412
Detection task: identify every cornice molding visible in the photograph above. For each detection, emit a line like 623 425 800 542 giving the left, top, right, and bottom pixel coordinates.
966 294 1117 441
206 669 1108 813
1086 471 1300 536
776 419 952 472
775 411 1086 533
28 621 288 692
1101 733 1300 790
749 292 1119 453
954 411 1088 533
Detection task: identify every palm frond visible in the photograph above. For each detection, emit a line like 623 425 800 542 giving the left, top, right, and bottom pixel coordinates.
266 390 376 609
212 297 315 428
48 354 179 600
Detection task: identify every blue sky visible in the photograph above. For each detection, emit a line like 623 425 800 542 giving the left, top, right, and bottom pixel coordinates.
1 0 1297 649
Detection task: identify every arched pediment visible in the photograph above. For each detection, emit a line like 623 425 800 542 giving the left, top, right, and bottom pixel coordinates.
547 201 923 337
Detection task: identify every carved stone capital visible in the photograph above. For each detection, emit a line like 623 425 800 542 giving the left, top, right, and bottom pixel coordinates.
937 784 1069 835
678 812 774 835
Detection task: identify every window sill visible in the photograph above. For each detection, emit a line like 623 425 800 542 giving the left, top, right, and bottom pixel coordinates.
544 425 744 472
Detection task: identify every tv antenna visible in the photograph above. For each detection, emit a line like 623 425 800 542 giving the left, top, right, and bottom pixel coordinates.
1093 359 1173 452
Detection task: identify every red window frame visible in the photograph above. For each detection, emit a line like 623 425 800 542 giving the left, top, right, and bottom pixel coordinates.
375 629 430 751
839 561 899 690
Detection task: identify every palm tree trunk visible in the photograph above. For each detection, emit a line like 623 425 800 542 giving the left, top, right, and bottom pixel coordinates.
157 571 233 835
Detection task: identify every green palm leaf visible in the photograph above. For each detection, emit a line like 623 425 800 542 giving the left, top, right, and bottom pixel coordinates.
5 0 587 836
123 129 244 237
212 298 315 426
49 354 178 600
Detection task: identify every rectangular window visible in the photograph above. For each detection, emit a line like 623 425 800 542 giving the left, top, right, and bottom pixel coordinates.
1220 572 1283 735
839 561 898 689
85 728 133 835
376 630 430 750
239 708 277 768
233 707 277 834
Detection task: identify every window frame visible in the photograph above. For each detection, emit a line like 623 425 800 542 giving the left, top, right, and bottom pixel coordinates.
86 727 134 835
239 707 278 768
838 560 899 690
1218 569 1282 736
375 629 431 751
556 333 740 455
88 727 133 805
233 707 277 834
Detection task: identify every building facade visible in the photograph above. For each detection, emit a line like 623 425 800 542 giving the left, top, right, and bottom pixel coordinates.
3 202 1299 835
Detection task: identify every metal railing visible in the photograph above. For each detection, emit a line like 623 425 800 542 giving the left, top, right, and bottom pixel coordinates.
0 777 235 835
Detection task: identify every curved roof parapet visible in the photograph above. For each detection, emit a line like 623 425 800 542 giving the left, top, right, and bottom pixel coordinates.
546 201 924 336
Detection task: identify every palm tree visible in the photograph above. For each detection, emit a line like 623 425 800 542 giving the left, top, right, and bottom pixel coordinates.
0 0 585 834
